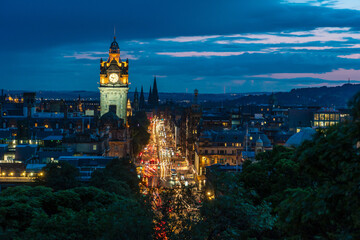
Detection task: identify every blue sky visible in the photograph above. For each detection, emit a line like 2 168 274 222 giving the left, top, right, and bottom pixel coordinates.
1 0 360 93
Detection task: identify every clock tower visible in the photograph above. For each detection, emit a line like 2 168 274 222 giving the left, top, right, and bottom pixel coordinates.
99 37 129 123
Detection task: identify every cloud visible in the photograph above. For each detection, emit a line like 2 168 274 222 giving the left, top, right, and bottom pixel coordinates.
193 77 204 81
157 35 221 43
291 46 336 50
155 51 267 57
261 43 360 53
128 40 149 45
64 51 138 60
284 0 360 10
214 27 360 45
156 51 245 57
250 68 360 81
4 0 360 93
338 54 360 59
64 52 104 60
232 80 246 85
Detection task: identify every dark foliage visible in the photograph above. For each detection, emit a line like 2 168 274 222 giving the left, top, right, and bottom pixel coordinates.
35 161 80 191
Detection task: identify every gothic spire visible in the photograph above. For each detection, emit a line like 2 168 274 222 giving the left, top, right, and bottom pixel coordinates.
133 87 139 111
148 86 152 105
139 86 145 110
152 76 159 106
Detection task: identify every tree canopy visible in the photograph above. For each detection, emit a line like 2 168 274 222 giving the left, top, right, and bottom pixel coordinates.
0 186 153 240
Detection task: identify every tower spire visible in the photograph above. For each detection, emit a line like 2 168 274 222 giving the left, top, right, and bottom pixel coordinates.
114 25 116 39
139 86 145 110
134 87 139 111
152 75 159 106
148 86 152 105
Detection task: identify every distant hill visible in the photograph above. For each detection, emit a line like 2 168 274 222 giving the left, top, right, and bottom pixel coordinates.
226 83 360 108
3 83 359 107
2 90 252 102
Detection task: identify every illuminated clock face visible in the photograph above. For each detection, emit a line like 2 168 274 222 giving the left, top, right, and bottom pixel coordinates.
109 73 119 83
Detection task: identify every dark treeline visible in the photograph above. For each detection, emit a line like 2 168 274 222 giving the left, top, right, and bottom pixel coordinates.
0 111 152 240
0 157 153 240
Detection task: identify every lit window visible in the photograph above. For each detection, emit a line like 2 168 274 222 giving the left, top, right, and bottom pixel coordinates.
44 124 48 128
93 145 97 151
35 123 38 127
250 136 253 141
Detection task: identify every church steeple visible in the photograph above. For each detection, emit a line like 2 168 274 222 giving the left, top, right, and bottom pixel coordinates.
133 87 139 111
139 86 145 110
148 86 152 105
152 76 159 106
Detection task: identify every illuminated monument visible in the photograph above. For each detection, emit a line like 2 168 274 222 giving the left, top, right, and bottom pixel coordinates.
99 37 129 123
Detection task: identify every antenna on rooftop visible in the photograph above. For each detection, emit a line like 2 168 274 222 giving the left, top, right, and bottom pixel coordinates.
113 25 116 39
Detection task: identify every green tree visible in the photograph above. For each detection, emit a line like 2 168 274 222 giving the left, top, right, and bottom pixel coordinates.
278 122 360 239
90 157 139 195
36 161 80 190
348 91 360 120
240 146 300 206
191 173 276 240
0 186 153 240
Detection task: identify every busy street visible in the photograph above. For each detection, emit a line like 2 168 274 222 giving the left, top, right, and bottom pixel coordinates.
136 116 195 193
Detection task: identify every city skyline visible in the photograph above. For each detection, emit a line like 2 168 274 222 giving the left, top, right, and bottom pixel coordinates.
2 0 360 93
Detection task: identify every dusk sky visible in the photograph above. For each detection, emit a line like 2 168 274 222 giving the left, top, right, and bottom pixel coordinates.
2 0 360 93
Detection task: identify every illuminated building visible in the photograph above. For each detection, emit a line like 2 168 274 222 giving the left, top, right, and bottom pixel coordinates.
313 108 340 127
99 37 129 123
194 130 271 184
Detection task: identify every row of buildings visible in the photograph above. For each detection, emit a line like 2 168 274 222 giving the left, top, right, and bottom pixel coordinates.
161 90 351 185
0 37 138 185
